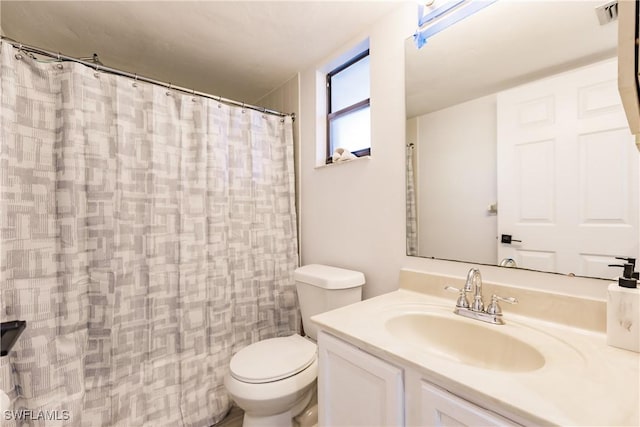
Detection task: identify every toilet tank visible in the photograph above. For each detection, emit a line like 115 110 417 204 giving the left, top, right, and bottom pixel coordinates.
294 264 365 341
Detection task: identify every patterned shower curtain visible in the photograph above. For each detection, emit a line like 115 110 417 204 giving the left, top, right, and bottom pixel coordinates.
406 144 418 256
0 42 299 427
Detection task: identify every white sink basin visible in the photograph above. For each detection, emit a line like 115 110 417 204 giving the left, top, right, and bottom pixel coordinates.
385 312 546 372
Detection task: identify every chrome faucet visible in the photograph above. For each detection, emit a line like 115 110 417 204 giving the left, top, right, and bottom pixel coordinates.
445 268 518 325
465 268 484 312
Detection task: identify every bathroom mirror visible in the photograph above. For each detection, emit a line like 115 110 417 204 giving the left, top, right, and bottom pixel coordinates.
405 0 640 279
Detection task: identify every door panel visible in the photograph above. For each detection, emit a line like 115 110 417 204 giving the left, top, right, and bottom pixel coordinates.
498 59 638 277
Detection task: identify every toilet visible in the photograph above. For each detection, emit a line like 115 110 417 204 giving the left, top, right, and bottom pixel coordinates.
224 264 365 427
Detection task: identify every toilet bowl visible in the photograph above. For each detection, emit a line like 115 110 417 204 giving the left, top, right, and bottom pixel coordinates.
224 264 365 427
224 334 318 426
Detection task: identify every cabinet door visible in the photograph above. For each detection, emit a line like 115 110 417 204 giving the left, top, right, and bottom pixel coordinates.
317 331 404 427
420 381 520 427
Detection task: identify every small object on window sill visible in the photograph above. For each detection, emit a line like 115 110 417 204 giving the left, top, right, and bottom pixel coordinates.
316 155 370 169
332 147 357 163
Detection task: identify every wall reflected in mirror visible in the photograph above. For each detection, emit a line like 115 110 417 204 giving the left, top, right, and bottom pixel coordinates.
405 0 640 279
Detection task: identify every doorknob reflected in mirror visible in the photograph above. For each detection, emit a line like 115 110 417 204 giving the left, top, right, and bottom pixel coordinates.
500 234 522 245
499 258 517 268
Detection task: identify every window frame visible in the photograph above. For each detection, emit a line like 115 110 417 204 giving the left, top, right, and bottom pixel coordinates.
326 49 371 164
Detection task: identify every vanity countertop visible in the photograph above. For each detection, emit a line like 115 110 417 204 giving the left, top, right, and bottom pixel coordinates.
311 281 640 426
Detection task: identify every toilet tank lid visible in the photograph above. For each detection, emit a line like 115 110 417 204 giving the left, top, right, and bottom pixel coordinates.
294 264 365 289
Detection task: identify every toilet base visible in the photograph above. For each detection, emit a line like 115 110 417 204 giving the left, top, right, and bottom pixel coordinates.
293 389 318 427
242 388 314 427
243 411 294 427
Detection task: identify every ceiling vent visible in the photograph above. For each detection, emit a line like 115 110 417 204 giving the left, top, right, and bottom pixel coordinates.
595 1 618 25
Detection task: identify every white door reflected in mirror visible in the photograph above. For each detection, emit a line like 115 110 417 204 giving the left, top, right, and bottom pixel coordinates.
404 0 640 279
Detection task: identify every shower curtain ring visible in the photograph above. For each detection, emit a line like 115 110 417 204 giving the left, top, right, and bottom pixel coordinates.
218 96 222 108
55 52 64 69
166 83 172 96
132 73 138 88
241 102 246 113
192 89 197 102
94 63 100 78
15 43 24 60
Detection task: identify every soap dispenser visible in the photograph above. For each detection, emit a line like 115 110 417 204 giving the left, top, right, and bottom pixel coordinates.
606 260 640 352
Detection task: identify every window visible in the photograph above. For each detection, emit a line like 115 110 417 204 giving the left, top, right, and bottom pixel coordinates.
326 50 370 163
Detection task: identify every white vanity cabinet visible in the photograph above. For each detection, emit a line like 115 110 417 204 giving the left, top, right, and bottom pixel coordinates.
317 331 404 426
318 331 523 427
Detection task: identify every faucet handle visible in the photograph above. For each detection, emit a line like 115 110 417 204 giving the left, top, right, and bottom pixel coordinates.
444 285 470 309
486 294 518 315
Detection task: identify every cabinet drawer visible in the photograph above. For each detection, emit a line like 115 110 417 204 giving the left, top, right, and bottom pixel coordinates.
420 381 520 427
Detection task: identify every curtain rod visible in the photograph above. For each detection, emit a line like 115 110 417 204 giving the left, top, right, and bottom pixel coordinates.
0 36 294 120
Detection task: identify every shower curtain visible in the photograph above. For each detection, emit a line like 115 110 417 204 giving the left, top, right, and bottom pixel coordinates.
0 42 300 427
406 144 418 256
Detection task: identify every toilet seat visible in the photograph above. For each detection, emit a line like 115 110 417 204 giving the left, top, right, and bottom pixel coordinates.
230 334 317 384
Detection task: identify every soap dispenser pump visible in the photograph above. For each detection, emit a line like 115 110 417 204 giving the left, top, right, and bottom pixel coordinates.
615 256 640 279
608 262 638 288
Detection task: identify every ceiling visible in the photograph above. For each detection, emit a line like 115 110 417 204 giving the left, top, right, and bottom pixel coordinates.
405 1 619 117
1 0 403 104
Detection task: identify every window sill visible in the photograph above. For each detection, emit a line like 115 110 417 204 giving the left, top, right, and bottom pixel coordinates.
315 155 371 170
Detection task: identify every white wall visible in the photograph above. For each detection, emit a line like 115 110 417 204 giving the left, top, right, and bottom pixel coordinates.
299 5 410 299
416 95 497 264
298 3 610 300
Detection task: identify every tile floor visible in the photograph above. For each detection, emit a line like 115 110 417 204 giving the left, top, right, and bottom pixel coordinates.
215 405 243 427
